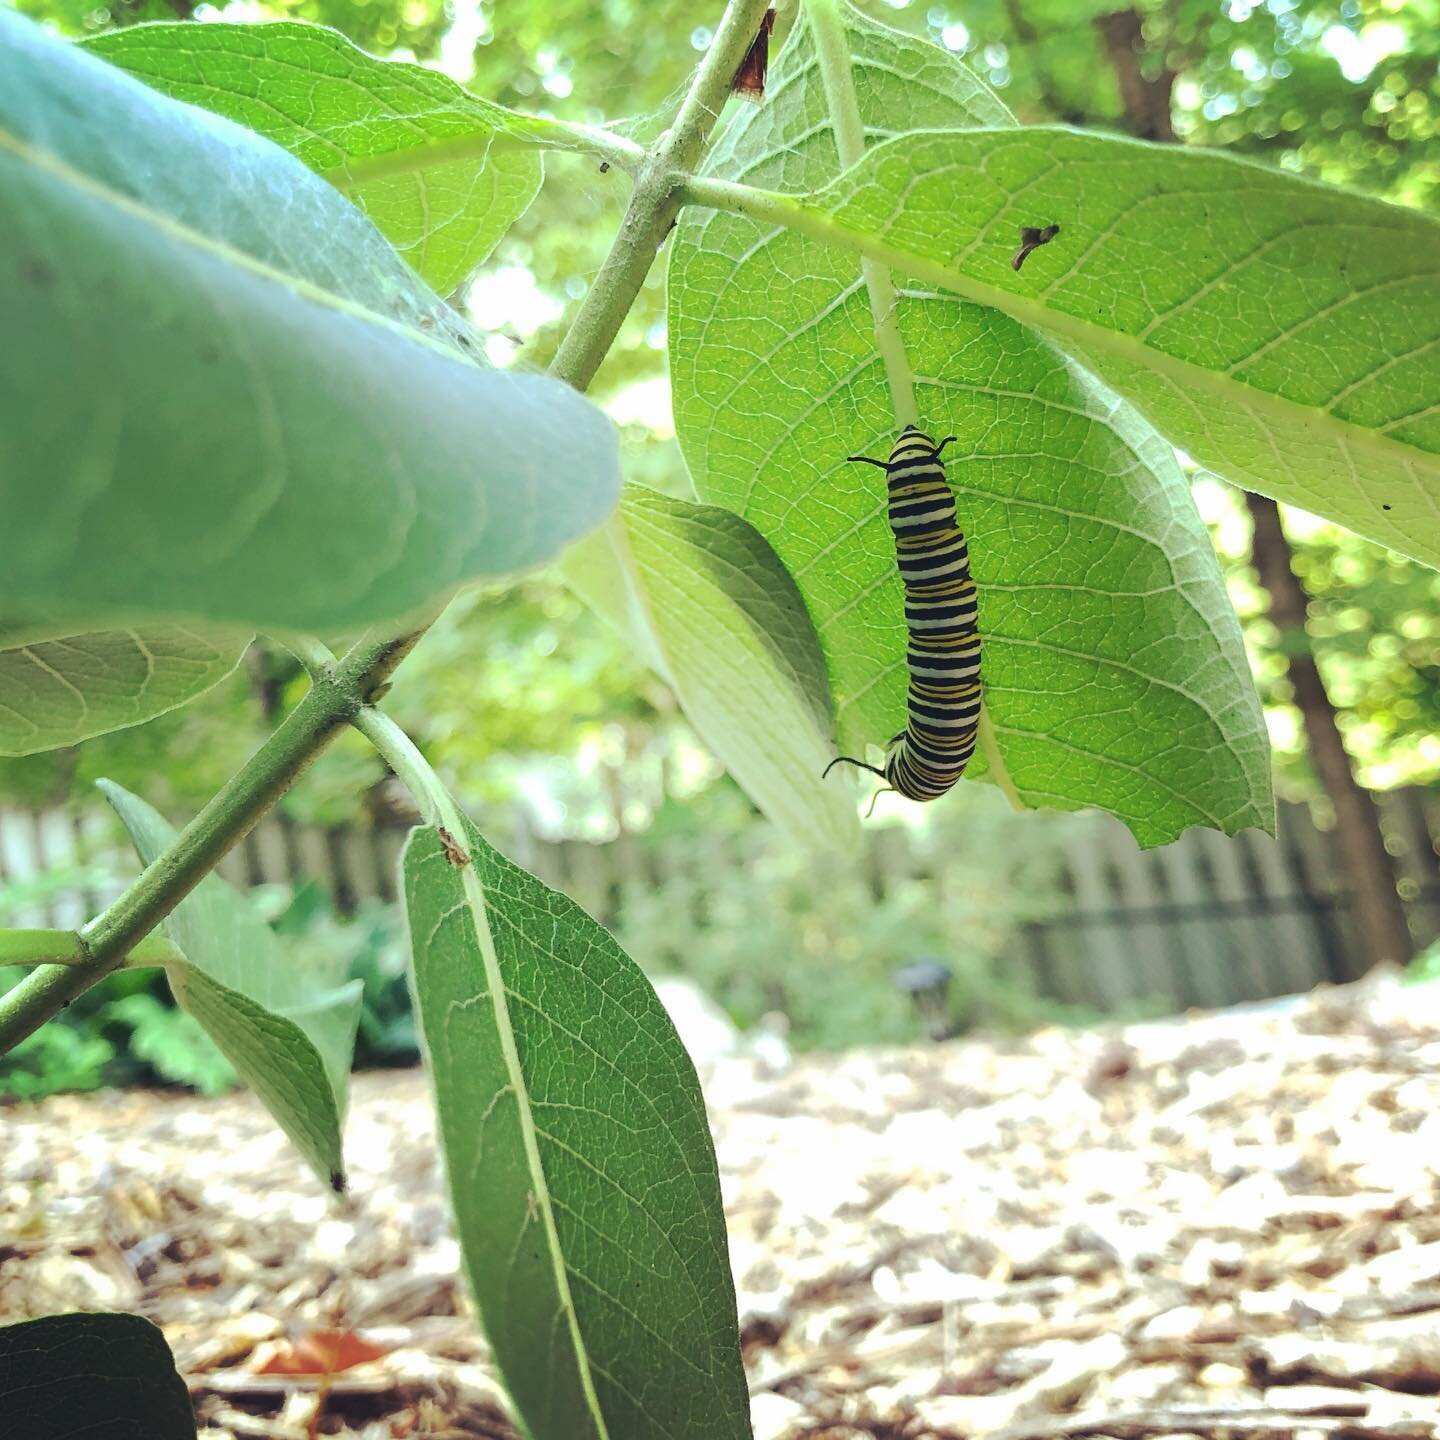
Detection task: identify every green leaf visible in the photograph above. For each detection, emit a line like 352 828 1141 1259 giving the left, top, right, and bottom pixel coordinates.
86 21 545 294
800 128 1440 570
99 780 362 1190
0 10 618 636
669 1 1271 846
0 1312 195 1440
0 625 248 756
562 490 859 849
403 814 751 1440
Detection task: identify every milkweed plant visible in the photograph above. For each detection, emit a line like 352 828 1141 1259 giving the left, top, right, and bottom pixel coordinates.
1 0 1437 1432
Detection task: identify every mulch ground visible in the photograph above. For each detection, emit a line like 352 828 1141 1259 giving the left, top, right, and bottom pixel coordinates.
4 969 1440 1439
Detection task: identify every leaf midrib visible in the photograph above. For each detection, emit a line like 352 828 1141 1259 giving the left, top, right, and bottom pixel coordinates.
428 815 612 1440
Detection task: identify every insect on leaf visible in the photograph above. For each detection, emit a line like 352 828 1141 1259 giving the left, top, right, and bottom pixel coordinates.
669 0 1272 846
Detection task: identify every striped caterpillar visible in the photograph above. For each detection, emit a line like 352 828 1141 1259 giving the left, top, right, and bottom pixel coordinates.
825 425 981 803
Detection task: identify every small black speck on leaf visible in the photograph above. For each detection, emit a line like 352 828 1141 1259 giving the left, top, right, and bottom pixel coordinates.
438 826 470 868
330 1169 346 1194
1382 503 1393 511
599 160 611 173
1012 223 1059 272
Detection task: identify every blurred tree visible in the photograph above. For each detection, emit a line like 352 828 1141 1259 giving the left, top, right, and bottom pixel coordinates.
1247 494 1414 968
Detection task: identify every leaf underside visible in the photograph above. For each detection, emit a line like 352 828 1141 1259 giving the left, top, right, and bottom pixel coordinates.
810 126 1440 571
0 625 249 755
101 781 362 1190
669 1 1272 846
404 816 751 1440
1 11 617 636
562 489 859 849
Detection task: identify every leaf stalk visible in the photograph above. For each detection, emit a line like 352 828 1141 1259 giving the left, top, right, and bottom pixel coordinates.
806 0 917 424
0 929 186 970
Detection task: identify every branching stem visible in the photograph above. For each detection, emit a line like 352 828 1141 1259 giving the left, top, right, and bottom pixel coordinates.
549 0 775 391
0 630 418 1055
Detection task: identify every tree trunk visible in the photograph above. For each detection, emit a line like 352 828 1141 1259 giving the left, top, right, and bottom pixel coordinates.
1096 9 1412 974
1094 9 1176 141
1245 493 1413 973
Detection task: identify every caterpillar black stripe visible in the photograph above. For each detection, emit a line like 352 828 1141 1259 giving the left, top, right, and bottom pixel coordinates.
825 424 981 804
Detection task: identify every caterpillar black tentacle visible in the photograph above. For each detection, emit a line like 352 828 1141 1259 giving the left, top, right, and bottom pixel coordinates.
823 755 888 783
830 423 982 805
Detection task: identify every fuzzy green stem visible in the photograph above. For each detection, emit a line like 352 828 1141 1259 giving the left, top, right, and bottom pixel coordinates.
0 630 419 1056
807 0 916 423
548 0 776 391
351 705 444 828
0 930 185 970
284 633 344 679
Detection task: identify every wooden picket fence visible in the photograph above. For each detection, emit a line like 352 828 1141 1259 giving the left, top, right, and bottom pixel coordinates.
0 787 1435 1016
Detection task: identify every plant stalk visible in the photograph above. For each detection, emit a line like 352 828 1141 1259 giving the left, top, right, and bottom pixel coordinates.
807 0 917 423
0 930 185 970
0 630 418 1056
548 0 775 391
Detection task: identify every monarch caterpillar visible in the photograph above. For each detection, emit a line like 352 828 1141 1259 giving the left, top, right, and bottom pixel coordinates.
824 424 981 804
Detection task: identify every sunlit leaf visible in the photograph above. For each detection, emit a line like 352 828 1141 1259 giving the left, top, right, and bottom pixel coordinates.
669 1 1271 845
0 625 248 755
803 127 1440 569
87 21 547 293
563 490 859 849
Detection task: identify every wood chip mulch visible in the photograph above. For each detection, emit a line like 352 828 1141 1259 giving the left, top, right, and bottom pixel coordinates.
4 968 1440 1440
